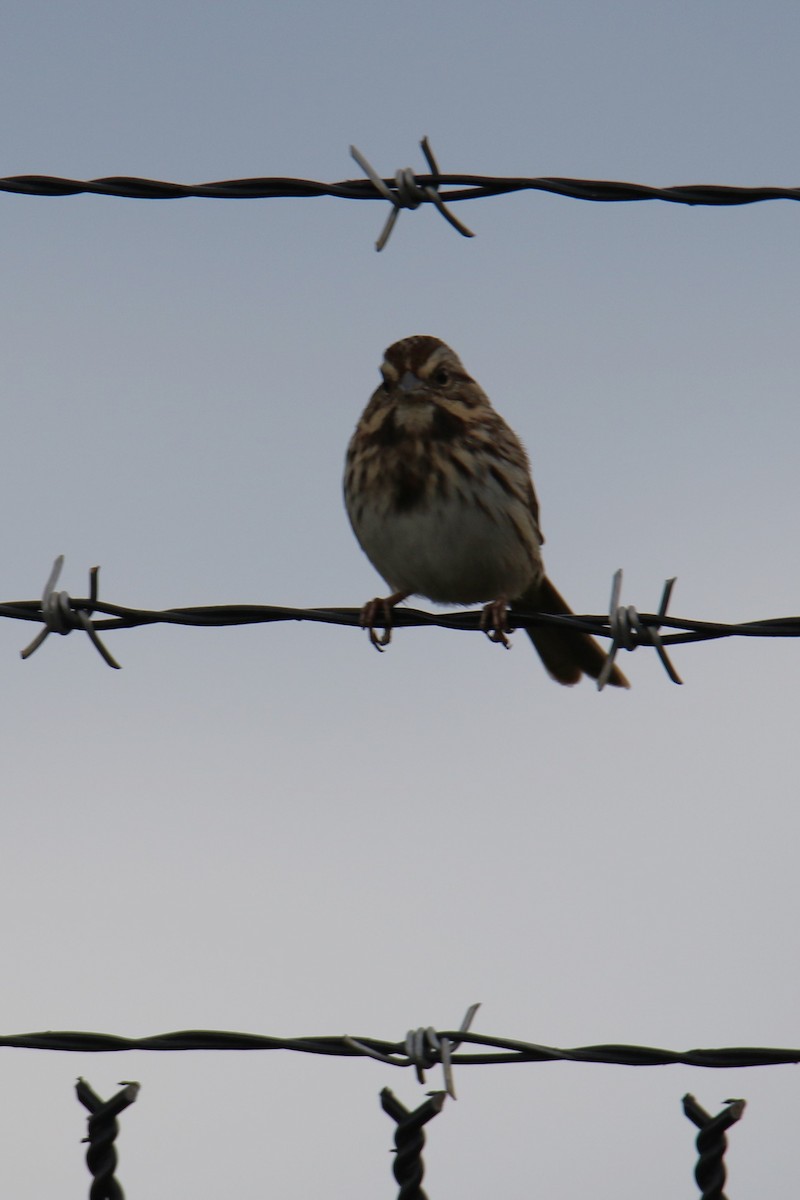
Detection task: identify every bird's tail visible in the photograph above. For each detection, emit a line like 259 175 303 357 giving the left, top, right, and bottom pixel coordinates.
514 575 629 688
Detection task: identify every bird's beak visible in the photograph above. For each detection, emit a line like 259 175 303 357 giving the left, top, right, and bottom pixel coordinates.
398 370 424 395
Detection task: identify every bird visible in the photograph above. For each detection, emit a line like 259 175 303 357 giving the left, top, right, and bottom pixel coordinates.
343 335 628 688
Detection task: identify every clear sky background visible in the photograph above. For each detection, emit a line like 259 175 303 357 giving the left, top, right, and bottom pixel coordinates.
2 2 798 1195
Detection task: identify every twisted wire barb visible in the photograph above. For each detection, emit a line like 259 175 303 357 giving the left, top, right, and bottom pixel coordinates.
350 139 474 249
76 1077 139 1200
4 137 800 249
345 1002 481 1098
683 1093 746 1200
598 570 681 689
19 557 119 668
4 1026 800 1069
7 557 800 677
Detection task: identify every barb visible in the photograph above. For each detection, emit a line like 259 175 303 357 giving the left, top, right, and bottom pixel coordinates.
683 1093 746 1200
598 569 682 689
350 138 474 249
345 1003 480 1098
4 143 800 248
381 1088 446 1200
7 558 800 675
76 1077 140 1200
19 557 120 669
3 1026 800 1070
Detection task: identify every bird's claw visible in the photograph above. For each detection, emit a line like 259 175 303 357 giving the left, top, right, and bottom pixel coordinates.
361 597 393 651
481 598 512 649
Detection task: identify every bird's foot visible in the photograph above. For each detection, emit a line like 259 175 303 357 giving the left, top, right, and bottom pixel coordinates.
360 591 410 652
481 598 511 649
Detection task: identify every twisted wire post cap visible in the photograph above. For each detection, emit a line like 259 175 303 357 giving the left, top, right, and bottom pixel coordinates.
381 1087 446 1200
350 137 475 250
76 1077 140 1200
683 1093 745 1200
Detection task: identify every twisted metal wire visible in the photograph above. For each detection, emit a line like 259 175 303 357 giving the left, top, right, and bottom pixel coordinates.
346 1003 481 1098
5 1026 800 1070
3 136 800 249
6 558 800 680
381 1088 446 1200
76 1078 139 1200
683 1094 746 1200
4 166 799 207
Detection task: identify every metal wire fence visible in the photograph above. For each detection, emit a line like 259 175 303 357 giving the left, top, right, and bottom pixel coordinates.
5 139 793 1196
5 557 800 685
12 1017 783 1198
10 1022 800 1071
3 137 800 249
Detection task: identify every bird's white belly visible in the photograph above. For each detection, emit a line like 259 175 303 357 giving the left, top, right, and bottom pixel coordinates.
353 493 540 604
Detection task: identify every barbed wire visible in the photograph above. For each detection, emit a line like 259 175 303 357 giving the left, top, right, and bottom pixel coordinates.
6 557 800 684
5 1024 800 1072
0 992 772 1196
3 137 800 249
0 1010 790 1193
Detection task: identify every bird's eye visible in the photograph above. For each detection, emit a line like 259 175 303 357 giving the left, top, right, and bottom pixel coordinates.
432 368 450 387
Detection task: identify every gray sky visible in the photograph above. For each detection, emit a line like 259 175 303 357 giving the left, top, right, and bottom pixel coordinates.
2 2 799 1195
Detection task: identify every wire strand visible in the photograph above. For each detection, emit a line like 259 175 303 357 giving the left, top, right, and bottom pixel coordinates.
7 558 799 680
4 137 800 250
6 591 800 650
2 1026 799 1069
4 170 799 207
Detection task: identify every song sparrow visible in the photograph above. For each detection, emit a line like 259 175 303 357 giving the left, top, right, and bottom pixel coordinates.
344 335 628 688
